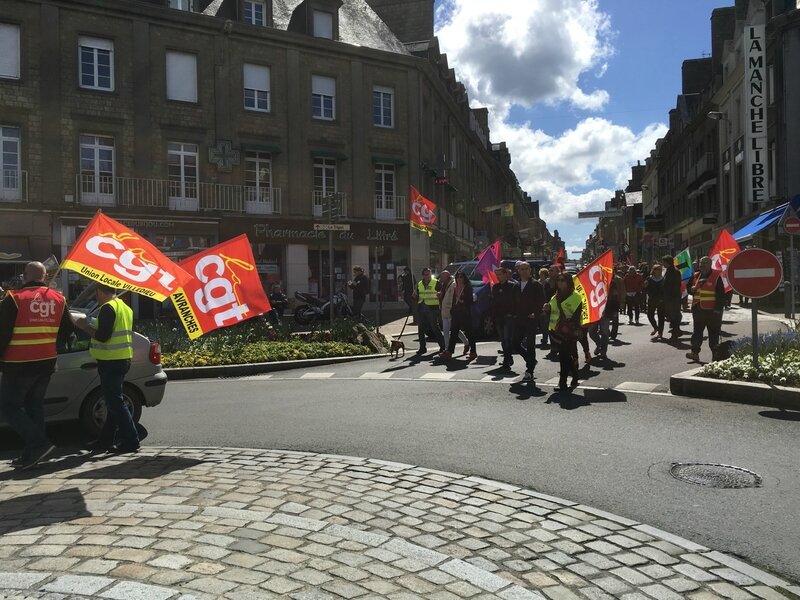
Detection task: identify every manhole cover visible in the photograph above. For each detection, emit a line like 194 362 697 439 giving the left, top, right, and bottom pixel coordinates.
669 463 762 489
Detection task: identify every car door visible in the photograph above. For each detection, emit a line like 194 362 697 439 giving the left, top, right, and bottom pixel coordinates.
46 327 100 419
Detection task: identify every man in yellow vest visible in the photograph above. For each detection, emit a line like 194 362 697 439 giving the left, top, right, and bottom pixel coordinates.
75 284 138 453
412 267 444 356
0 262 73 469
686 256 725 362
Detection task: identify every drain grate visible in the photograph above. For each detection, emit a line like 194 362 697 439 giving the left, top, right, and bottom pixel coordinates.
669 463 762 489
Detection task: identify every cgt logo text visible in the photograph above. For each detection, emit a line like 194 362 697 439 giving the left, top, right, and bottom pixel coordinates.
30 294 58 319
587 265 608 309
194 255 250 326
86 235 178 291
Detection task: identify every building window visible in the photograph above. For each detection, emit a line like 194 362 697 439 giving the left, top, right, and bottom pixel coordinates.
168 0 194 11
79 135 115 204
244 151 273 208
0 23 21 80
313 11 333 39
243 0 266 26
0 126 21 200
243 64 270 112
373 86 394 128
168 142 198 200
375 163 396 219
313 157 336 216
79 37 114 91
166 51 197 103
312 75 335 120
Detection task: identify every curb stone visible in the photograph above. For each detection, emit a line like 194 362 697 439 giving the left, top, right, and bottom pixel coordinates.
0 447 796 599
163 352 388 381
670 366 800 408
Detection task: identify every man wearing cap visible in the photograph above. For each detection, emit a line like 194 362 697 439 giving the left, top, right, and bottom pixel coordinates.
75 284 139 453
0 262 74 469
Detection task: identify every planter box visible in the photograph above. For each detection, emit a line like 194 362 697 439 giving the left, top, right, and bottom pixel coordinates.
670 367 800 409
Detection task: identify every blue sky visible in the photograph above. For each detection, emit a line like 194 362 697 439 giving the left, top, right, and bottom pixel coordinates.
434 0 734 256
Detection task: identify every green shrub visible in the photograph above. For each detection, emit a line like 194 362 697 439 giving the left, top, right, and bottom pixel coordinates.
162 341 370 369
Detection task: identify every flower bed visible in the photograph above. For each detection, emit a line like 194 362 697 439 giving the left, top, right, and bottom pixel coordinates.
161 340 370 368
700 330 800 387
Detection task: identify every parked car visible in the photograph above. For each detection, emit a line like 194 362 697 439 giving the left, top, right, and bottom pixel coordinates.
443 261 495 338
0 311 168 436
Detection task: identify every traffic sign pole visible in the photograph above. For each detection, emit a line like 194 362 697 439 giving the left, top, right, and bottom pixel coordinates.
752 300 759 369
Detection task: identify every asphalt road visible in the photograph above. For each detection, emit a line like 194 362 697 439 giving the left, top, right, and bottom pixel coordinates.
139 308 800 583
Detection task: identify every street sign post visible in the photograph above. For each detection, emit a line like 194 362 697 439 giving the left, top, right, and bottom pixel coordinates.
786 213 800 320
784 217 800 236
313 223 351 231
728 248 783 369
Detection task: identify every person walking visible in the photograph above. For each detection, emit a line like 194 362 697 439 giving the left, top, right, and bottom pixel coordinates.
399 267 415 318
544 273 583 391
491 266 518 368
441 272 477 360
538 268 554 348
513 261 544 380
624 266 644 324
643 264 666 339
686 256 725 362
75 284 139 454
0 262 73 470
412 268 444 356
347 266 369 321
607 271 625 340
437 270 467 355
662 255 683 340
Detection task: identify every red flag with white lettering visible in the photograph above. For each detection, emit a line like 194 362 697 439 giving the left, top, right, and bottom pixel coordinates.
172 235 272 340
572 250 614 325
710 229 741 293
61 211 194 302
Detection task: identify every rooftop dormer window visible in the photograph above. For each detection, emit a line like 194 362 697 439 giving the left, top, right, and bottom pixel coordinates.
168 0 194 11
313 10 333 39
244 0 267 26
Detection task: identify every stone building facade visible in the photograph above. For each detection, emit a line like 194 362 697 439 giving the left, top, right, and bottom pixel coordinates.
0 0 544 315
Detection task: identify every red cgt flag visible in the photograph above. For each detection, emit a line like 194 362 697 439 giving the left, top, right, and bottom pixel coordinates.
62 211 194 302
172 235 272 340
553 247 565 267
573 250 614 325
409 185 437 237
710 229 741 293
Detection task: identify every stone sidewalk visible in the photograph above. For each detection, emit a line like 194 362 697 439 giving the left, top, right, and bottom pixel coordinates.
0 448 797 600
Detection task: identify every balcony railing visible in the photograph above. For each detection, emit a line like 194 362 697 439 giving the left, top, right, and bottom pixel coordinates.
687 153 715 186
75 175 281 215
0 170 27 202
374 195 407 221
312 191 347 218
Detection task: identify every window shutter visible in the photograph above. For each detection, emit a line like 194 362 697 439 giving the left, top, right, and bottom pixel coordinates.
79 36 113 52
312 75 335 96
0 23 21 79
166 51 198 102
243 63 270 91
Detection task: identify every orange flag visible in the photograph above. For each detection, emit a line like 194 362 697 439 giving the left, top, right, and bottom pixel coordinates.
710 229 741 293
573 250 614 325
62 212 194 302
172 235 272 340
409 186 437 237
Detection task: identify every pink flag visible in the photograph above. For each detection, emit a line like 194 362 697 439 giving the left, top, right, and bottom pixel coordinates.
475 240 501 285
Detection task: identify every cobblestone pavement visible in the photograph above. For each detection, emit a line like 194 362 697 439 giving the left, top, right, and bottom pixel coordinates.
0 447 797 600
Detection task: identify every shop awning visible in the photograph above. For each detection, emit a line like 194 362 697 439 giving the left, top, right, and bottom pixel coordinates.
733 202 788 241
0 238 31 263
311 150 348 161
371 155 406 166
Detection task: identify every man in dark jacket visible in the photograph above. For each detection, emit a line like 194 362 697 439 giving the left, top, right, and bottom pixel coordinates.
399 267 415 317
513 261 545 381
491 267 518 368
348 266 369 321
662 255 683 339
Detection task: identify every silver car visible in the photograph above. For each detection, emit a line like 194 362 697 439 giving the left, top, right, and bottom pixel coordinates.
0 312 167 436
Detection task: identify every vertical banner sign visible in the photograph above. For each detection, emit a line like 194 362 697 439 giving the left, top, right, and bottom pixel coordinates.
62 212 194 301
573 249 614 325
745 22 768 203
172 234 272 340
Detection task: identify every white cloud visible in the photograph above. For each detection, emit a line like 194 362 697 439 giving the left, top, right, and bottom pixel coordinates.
436 0 614 111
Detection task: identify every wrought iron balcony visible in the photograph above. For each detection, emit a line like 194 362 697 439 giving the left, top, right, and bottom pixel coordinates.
0 170 27 202
374 195 407 221
312 191 347 218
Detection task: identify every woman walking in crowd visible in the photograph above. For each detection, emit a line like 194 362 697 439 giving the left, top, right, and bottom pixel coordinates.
441 271 477 361
643 264 666 339
624 266 644 324
543 273 583 391
438 271 468 356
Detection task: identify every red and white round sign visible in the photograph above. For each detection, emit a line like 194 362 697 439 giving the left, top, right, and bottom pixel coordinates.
727 248 783 299
784 216 800 236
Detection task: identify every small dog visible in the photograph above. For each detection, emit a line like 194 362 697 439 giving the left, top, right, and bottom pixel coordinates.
390 338 405 358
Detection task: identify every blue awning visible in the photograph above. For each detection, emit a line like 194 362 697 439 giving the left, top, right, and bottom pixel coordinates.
733 203 788 241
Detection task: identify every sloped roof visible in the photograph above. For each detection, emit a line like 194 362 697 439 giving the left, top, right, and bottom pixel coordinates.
272 0 410 55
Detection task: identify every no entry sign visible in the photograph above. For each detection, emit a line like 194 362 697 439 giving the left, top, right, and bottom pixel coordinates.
728 248 783 298
784 216 800 236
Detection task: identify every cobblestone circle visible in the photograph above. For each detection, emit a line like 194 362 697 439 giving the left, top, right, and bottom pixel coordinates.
0 447 797 600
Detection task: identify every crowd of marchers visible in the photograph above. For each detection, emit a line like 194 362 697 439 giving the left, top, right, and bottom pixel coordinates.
400 255 728 391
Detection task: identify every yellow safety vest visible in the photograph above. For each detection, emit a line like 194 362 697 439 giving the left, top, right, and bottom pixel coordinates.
548 292 582 331
691 270 721 310
90 297 134 360
417 278 440 306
